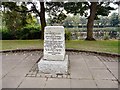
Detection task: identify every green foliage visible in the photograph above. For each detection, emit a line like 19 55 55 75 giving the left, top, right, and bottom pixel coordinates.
2 2 28 13
46 2 67 25
16 25 41 40
64 2 83 15
2 2 36 32
0 28 14 40
96 3 115 17
1 2 40 40
65 29 72 40
64 2 116 19
103 34 109 40
2 2 18 11
26 14 37 25
1 25 41 40
115 27 120 32
110 13 119 27
2 10 23 31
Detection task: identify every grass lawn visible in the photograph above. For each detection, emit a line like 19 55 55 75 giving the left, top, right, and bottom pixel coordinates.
1 40 119 54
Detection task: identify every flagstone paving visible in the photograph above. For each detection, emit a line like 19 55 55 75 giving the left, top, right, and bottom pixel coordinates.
1 51 119 89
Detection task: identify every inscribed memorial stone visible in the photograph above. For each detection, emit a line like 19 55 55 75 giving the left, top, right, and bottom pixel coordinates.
44 26 65 60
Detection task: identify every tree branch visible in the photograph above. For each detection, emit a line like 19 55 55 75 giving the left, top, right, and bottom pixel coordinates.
99 2 104 7
29 2 40 15
14 8 33 13
83 2 90 8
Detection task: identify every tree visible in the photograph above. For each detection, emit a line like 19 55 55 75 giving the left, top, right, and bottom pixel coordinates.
71 14 80 27
64 1 116 40
100 17 109 27
86 2 97 40
2 3 28 37
110 13 119 27
46 2 66 25
2 10 23 31
26 13 37 25
79 17 87 28
39 2 46 39
2 1 46 39
62 15 80 28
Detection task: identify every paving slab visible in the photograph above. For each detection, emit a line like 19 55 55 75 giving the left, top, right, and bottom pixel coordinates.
109 70 118 79
2 54 28 78
98 59 118 80
95 80 118 88
0 79 2 90
45 78 70 88
82 55 106 69
70 55 93 79
2 76 24 88
2 54 27 63
6 67 30 77
0 54 2 80
91 69 116 80
1 51 118 89
104 62 118 69
16 55 40 68
113 80 118 86
70 68 93 79
19 77 46 88
70 55 87 68
70 79 97 88
4 55 40 77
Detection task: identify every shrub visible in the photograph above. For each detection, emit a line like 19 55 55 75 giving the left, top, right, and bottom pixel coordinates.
16 25 41 39
65 29 72 40
0 29 14 40
103 34 109 40
1 25 41 40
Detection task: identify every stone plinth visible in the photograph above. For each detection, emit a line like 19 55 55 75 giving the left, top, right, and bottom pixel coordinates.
38 55 68 74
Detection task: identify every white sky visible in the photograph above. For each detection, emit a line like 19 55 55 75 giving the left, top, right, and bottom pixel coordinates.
109 3 118 16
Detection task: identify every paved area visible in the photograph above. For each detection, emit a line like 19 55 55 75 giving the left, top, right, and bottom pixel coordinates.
0 51 119 89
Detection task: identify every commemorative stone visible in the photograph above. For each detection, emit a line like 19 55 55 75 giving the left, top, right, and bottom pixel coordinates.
38 26 68 74
44 26 65 60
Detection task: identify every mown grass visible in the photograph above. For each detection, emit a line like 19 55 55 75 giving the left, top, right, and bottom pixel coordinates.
1 40 44 50
1 40 119 54
66 40 119 54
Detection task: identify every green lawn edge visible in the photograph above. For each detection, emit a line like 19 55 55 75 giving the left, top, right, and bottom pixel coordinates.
1 40 119 54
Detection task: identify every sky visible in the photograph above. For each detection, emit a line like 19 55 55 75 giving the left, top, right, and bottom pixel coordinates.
109 3 119 16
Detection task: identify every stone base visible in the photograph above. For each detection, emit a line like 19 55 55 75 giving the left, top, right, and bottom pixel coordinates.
38 55 69 74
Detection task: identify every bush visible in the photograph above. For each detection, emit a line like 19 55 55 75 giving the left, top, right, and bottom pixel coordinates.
65 30 72 40
115 27 120 32
1 25 41 40
17 25 41 39
103 34 109 40
0 29 15 40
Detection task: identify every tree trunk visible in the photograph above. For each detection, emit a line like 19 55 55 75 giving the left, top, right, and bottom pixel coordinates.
85 2 97 41
39 2 46 40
